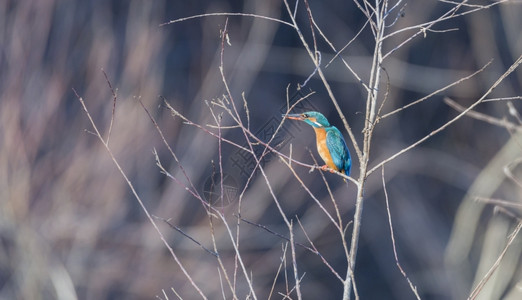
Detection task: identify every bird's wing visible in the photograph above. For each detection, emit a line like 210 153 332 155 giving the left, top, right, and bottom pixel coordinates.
326 128 351 175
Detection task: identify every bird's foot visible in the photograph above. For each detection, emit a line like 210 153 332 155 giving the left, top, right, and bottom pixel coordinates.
320 165 336 173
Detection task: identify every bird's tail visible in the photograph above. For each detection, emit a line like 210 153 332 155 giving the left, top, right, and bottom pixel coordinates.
341 169 348 183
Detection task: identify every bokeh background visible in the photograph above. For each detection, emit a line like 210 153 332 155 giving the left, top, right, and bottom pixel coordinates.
1 0 522 299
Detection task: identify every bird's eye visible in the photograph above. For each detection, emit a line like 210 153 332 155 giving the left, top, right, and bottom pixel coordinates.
302 113 308 118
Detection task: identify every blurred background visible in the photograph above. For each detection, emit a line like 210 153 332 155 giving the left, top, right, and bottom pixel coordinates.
1 0 522 299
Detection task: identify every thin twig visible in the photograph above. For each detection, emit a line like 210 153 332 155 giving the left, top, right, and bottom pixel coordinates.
160 12 294 28
438 0 500 8
375 64 391 122
308 150 344 229
301 52 321 88
474 197 522 208
238 216 315 254
101 70 118 146
303 0 318 58
279 156 342 230
507 102 522 125
468 221 522 300
483 96 522 103
324 16 370 81
504 158 522 189
152 215 218 257
296 217 344 281
217 268 226 300
139 100 205 203
170 287 182 300
494 206 521 221
382 167 421 299
384 1 405 28
268 244 289 300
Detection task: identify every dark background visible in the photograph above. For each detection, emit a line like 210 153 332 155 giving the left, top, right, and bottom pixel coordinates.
1 0 522 299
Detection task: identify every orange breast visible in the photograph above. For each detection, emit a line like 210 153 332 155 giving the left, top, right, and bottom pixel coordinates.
313 127 337 170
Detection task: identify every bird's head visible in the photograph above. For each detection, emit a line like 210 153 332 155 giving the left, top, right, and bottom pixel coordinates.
283 111 330 128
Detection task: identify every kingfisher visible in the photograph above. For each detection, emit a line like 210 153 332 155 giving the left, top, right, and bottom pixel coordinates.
283 111 351 176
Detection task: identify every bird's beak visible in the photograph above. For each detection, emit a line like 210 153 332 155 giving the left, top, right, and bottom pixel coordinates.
282 113 305 121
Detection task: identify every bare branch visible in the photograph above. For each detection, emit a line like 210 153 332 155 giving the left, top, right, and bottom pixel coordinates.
152 215 218 257
474 197 522 208
140 100 205 202
268 244 288 300
160 12 294 28
102 69 117 146
296 217 344 281
483 96 522 103
382 167 421 300
468 221 522 300
504 158 522 189
279 156 342 229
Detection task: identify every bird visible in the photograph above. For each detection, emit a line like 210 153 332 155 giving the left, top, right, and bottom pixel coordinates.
283 111 351 176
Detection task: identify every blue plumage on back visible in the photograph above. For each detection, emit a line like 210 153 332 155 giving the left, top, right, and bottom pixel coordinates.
326 127 351 175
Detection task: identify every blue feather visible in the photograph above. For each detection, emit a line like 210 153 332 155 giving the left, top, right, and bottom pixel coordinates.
326 127 351 175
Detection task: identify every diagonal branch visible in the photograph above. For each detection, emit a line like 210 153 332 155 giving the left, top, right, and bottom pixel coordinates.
468 221 522 300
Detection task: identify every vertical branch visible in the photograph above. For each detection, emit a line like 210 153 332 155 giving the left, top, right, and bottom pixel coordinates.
343 1 386 298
